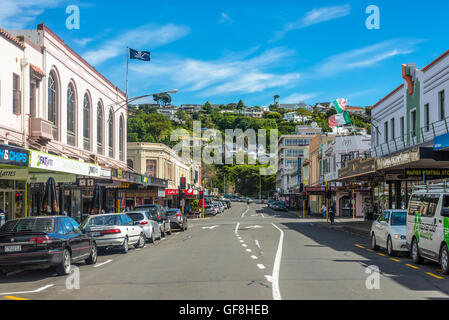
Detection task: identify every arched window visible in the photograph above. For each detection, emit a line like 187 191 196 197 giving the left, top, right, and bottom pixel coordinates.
97 102 103 155
83 93 91 151
108 109 114 158
48 71 58 140
119 115 124 161
67 82 76 146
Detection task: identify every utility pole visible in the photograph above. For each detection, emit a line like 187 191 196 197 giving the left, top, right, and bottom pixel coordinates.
202 179 205 219
326 181 329 223
259 174 262 202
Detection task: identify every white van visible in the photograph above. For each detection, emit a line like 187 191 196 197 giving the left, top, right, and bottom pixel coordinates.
406 183 449 274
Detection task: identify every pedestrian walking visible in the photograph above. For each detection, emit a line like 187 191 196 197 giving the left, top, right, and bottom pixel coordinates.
329 205 335 225
321 203 327 219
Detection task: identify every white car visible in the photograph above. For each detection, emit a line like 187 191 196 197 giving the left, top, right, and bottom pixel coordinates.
370 209 408 256
406 184 449 274
81 214 146 253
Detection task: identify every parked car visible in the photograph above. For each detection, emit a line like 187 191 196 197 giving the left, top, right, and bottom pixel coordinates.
166 209 188 231
370 210 408 256
205 204 217 216
213 202 224 214
406 184 449 274
267 200 276 208
80 214 146 254
126 211 162 243
224 199 232 209
0 216 98 276
135 205 172 237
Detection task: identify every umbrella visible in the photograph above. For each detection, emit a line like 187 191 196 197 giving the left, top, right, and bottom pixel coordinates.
42 177 60 215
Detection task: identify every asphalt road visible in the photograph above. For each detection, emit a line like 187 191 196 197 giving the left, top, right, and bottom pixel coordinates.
1 203 449 300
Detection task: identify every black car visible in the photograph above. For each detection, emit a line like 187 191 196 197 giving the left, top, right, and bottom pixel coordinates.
0 216 97 276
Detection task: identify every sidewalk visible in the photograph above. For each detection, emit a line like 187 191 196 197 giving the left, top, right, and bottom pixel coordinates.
284 210 372 239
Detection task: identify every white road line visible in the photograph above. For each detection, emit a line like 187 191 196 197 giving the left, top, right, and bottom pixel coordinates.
94 259 113 268
255 240 261 249
242 244 247 247
257 264 266 270
246 249 252 252
265 275 272 283
241 208 249 218
240 240 244 243
251 255 258 260
261 214 265 218
271 223 284 300
0 284 54 296
6 270 24 277
235 222 240 234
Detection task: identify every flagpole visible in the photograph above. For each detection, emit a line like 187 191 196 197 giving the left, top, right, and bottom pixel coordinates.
126 47 129 116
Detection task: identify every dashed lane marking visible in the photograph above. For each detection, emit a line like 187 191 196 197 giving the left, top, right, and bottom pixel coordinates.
251 256 258 260
4 296 29 301
390 258 400 262
354 244 365 249
257 264 266 270
427 272 444 280
406 264 420 270
246 249 252 252
377 253 387 257
94 259 113 268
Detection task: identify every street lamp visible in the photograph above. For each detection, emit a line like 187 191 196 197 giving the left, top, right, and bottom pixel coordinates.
107 89 179 115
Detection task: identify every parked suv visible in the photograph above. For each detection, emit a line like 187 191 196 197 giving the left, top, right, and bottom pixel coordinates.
406 184 449 274
127 211 162 243
135 205 172 237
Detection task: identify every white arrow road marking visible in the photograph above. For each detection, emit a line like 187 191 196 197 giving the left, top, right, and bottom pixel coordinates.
94 259 113 268
271 223 284 300
0 284 54 296
202 225 219 230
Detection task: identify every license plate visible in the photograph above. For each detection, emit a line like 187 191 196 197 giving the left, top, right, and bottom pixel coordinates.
4 245 21 253
91 232 101 237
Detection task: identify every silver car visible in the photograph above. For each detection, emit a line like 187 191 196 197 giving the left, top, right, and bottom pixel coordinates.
370 210 408 256
127 211 162 243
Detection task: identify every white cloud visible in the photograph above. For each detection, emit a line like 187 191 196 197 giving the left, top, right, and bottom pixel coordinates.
272 4 350 42
83 23 190 65
0 0 63 29
73 37 93 46
219 12 233 24
129 47 300 97
314 39 424 76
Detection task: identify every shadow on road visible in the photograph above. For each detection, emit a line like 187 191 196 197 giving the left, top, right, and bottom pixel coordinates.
279 221 449 297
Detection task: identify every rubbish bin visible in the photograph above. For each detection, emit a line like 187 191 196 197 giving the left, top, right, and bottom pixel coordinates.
0 213 5 227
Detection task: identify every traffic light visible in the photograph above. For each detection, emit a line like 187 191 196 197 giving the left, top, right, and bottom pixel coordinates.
180 177 186 190
200 191 204 197
301 191 307 201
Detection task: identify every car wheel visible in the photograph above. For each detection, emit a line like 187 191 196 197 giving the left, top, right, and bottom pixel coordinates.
371 233 379 251
121 237 129 254
135 233 146 249
149 231 155 244
411 238 423 264
440 245 449 275
56 249 71 276
86 242 98 265
387 236 396 257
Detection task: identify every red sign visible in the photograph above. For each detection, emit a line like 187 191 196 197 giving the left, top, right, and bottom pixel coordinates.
165 189 179 196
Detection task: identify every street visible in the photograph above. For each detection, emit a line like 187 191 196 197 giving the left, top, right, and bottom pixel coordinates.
1 203 449 300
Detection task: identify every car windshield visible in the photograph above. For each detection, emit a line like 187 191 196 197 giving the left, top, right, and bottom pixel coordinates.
166 210 180 216
83 215 118 227
127 212 145 221
0 218 54 233
390 212 407 226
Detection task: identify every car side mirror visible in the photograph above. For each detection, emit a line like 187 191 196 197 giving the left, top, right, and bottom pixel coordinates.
442 208 449 217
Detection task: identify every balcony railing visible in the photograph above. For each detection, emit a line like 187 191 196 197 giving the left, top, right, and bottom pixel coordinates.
372 116 449 157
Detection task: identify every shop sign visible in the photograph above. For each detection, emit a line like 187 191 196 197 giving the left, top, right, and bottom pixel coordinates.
165 189 179 196
158 190 165 198
100 168 112 179
28 173 76 183
0 144 29 167
0 169 28 180
377 148 420 170
325 171 338 182
78 179 95 187
405 168 449 179
338 158 376 180
29 151 101 177
434 132 449 151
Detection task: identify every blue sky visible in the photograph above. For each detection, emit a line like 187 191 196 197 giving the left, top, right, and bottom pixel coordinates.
1 0 447 107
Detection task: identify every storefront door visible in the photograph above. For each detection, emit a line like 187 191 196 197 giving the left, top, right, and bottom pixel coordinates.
341 196 352 217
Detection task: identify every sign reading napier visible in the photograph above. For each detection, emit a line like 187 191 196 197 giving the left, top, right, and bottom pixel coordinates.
406 169 449 179
30 151 101 177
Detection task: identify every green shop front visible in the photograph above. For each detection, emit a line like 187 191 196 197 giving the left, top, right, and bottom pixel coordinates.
27 150 101 221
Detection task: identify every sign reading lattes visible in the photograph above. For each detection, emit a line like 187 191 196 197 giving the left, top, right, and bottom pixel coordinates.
30 151 101 177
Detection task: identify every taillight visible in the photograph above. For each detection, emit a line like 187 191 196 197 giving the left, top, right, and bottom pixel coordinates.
140 221 148 225
176 214 181 220
157 215 161 220
29 236 51 244
100 229 121 235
